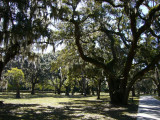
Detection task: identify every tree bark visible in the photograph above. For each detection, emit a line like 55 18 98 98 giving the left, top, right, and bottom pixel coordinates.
108 77 130 105
97 79 101 99
109 90 129 105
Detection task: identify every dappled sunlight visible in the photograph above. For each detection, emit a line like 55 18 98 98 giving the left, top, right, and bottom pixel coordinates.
0 92 138 120
137 96 160 120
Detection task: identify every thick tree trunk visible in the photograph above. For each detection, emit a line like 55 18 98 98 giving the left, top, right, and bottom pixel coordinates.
109 90 129 105
108 77 129 105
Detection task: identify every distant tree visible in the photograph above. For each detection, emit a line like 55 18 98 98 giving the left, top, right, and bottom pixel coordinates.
135 78 156 95
5 68 24 98
51 54 67 95
154 65 160 96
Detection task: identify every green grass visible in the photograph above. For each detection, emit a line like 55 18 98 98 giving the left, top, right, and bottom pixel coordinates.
0 92 139 120
154 96 160 101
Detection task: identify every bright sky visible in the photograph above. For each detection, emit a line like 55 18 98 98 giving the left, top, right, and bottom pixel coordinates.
45 44 65 53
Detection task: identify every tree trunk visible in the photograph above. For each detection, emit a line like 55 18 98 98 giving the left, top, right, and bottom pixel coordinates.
97 79 101 99
83 78 86 96
72 91 74 95
109 90 129 105
91 86 95 95
16 87 20 98
86 82 90 95
97 89 100 99
157 84 160 97
138 90 140 96
154 89 156 94
131 86 136 97
31 83 36 95
108 77 129 105
72 86 76 95
65 86 70 96
55 86 57 94
79 81 83 95
0 62 4 81
57 88 61 95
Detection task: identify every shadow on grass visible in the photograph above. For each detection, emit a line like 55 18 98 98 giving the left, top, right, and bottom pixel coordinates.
59 98 138 120
0 103 79 120
0 92 95 99
0 93 138 120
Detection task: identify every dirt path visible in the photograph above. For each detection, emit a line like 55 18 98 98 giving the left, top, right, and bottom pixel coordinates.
137 96 160 120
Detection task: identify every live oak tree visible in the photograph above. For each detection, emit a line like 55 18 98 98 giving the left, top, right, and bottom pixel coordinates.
25 60 41 95
49 0 160 104
37 53 57 91
5 53 55 93
85 65 105 99
135 78 156 94
51 51 68 95
0 0 51 80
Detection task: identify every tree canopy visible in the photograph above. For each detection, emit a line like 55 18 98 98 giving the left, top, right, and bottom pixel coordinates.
0 0 160 105
0 0 52 79
47 0 160 104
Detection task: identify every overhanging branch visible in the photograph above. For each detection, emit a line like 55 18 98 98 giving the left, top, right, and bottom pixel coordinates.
127 52 160 90
138 4 160 36
74 22 113 75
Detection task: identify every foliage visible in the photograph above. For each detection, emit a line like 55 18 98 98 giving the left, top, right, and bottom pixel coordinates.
0 0 52 79
0 0 160 105
47 0 160 104
5 68 24 90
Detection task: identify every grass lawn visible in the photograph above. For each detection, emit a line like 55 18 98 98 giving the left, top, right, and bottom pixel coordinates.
0 92 139 120
154 96 160 101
